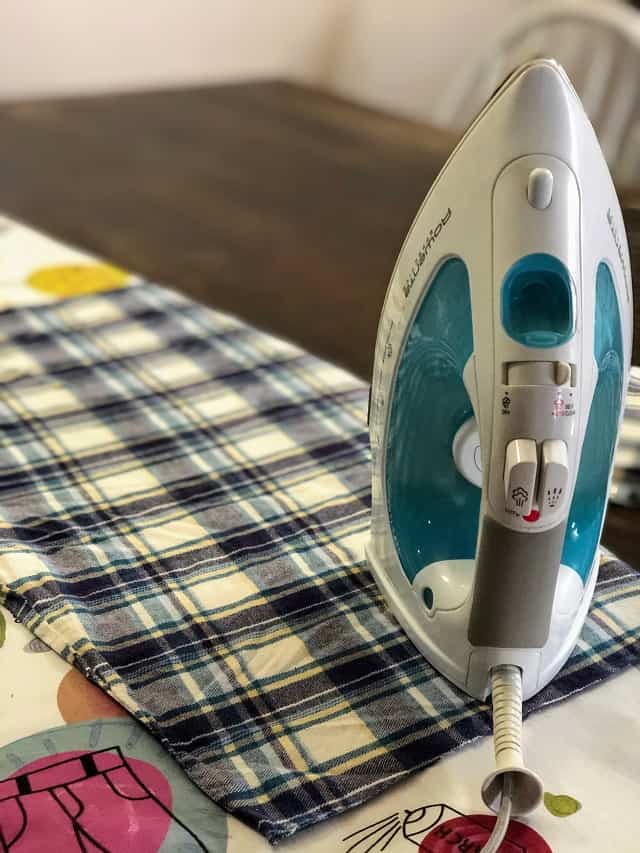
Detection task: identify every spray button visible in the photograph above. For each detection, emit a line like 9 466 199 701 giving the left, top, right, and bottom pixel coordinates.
538 439 569 518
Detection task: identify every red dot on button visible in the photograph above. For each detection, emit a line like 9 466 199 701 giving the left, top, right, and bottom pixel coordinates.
523 509 540 522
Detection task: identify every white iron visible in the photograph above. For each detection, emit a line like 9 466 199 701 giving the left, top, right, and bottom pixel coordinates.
367 59 632 842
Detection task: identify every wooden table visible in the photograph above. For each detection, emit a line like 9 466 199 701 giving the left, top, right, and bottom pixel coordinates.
0 80 637 566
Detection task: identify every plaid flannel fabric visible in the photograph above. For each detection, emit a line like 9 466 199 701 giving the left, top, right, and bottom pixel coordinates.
0 283 638 843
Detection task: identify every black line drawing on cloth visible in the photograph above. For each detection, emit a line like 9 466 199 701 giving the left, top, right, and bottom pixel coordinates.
0 746 209 852
341 802 529 852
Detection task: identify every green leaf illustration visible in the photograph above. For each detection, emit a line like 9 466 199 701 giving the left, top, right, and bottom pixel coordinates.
0 609 6 648
544 792 582 817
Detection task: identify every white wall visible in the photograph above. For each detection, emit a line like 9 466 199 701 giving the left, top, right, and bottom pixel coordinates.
320 0 529 123
0 0 345 99
3 0 613 127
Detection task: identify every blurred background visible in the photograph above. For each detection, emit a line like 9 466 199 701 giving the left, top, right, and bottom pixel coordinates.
4 0 640 181
0 2 635 129
2 0 532 109
1 0 639 550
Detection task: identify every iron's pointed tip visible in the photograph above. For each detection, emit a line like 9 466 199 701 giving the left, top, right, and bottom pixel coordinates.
512 57 576 97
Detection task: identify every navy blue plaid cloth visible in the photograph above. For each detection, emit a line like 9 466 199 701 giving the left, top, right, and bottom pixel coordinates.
0 283 638 843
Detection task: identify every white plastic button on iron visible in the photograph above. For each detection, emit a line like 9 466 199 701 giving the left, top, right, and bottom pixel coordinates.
538 439 569 518
504 438 537 516
452 418 482 488
527 167 554 209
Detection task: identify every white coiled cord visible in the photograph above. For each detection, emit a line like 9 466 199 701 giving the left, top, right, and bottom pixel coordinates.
480 665 543 851
491 665 524 773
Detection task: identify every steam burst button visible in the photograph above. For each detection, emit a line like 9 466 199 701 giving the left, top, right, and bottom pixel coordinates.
504 438 537 516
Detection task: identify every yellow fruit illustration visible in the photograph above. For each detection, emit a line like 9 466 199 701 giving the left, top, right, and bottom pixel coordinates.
543 792 582 817
27 263 130 297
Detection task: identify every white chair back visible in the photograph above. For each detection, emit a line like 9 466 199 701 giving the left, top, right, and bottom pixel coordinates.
432 0 640 185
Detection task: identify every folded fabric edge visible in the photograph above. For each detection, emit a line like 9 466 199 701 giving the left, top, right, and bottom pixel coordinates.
2 551 639 844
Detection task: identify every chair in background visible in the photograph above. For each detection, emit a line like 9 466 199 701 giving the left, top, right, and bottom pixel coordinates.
432 0 640 187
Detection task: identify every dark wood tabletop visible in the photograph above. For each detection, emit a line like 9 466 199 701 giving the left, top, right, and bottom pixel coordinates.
0 79 637 566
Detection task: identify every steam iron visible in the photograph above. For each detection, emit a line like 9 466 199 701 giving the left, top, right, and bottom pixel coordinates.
367 59 632 848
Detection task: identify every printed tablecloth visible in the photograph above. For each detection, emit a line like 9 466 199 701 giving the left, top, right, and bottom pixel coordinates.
0 214 639 852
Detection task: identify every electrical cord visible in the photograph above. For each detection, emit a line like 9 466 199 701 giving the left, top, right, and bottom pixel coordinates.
481 773 513 852
479 665 542 851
